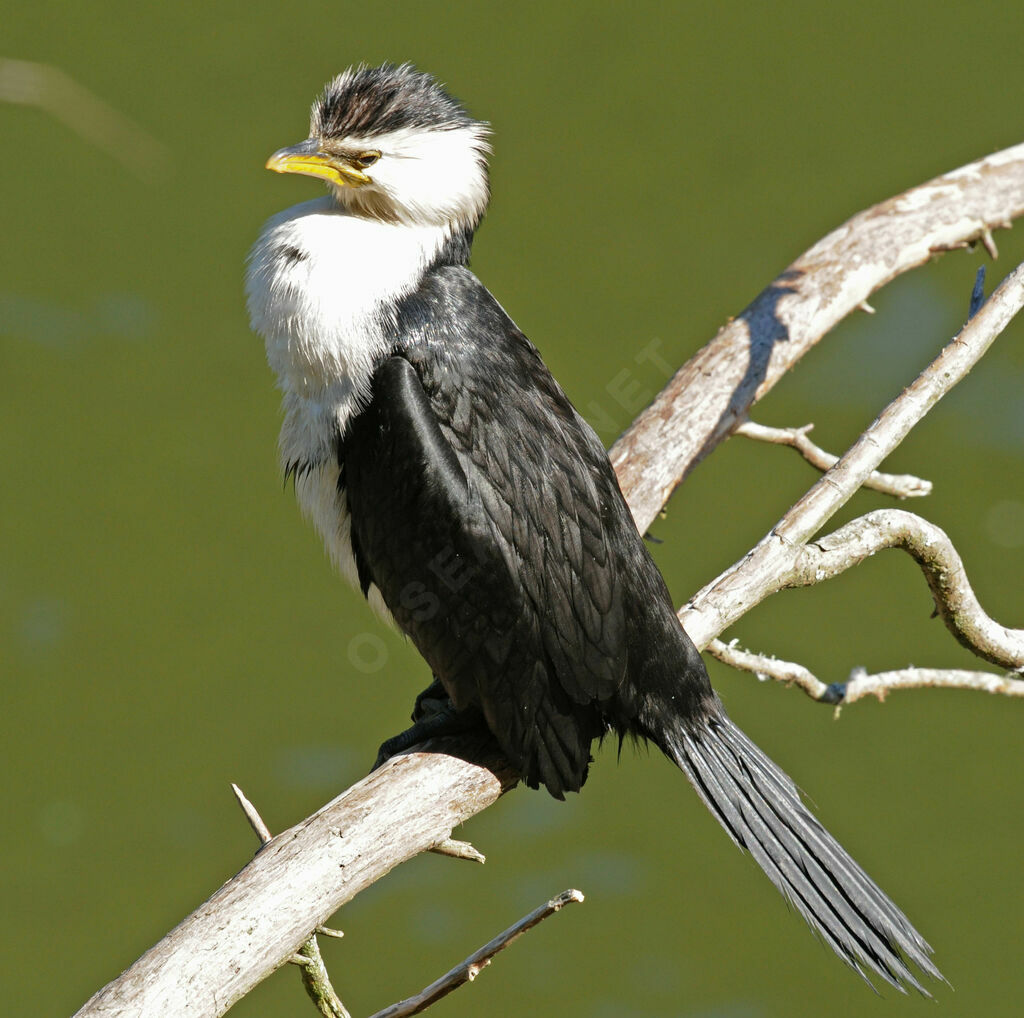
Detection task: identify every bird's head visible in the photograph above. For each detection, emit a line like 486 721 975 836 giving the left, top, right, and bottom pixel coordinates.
266 63 491 232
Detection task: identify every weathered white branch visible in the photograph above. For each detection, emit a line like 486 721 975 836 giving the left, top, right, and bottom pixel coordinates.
611 142 1024 535
232 783 352 1018
230 783 510 1018
734 420 932 498
708 639 1024 705
707 638 838 702
795 510 1024 670
682 261 1024 650
73 742 518 1018
842 666 1024 703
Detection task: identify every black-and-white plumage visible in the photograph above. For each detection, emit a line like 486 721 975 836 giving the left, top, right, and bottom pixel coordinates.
247 63 941 992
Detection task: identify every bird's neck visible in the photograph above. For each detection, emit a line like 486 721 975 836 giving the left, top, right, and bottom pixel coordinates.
248 196 463 390
246 195 464 469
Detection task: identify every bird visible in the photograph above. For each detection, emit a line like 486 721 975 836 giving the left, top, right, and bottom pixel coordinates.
246 63 941 993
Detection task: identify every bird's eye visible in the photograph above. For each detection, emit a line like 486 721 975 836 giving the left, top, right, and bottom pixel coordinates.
355 151 381 168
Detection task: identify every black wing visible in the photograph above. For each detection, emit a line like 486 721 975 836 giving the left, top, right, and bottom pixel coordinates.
343 267 640 797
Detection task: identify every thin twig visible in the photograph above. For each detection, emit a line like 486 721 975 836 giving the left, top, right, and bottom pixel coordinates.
231 783 272 846
734 420 932 498
707 639 839 703
428 838 486 863
367 890 585 1018
843 666 1024 704
708 639 1024 708
295 937 352 1018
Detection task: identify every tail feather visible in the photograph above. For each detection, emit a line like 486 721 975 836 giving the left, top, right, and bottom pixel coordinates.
660 711 942 993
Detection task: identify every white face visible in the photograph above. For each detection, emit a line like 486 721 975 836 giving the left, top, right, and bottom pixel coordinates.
330 122 490 230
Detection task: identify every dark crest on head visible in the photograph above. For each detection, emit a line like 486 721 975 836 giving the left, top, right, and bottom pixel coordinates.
312 63 476 139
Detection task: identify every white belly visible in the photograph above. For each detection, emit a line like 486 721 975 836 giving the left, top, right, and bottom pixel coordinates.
294 460 358 587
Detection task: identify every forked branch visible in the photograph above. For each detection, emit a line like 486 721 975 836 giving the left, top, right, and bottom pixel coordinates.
681 261 1024 651
734 420 932 499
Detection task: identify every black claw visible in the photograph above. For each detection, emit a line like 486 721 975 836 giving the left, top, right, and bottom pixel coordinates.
412 677 449 721
372 699 485 771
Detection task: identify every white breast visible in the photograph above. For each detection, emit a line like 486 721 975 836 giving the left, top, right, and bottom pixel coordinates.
246 195 448 597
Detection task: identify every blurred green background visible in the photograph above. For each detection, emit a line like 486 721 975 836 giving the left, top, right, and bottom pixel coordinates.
3 2 1023 1016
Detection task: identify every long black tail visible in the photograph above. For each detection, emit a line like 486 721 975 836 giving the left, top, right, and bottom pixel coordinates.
656 709 942 993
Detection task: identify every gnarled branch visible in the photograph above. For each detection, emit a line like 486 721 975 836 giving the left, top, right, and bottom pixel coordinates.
681 260 1024 650
795 509 1024 670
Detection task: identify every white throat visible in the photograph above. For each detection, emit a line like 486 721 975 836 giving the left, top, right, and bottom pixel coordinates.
246 195 451 467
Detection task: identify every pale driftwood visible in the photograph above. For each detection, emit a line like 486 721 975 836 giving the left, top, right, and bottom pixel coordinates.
231 784 503 1018
681 260 1024 651
232 783 351 1018
793 509 1024 670
707 639 1024 706
610 141 1024 535
734 420 932 499
74 742 517 1018
71 145 1024 1018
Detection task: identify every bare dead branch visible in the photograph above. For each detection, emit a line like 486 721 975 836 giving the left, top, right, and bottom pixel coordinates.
232 782 273 845
794 510 1024 670
74 742 517 1018
367 890 584 1018
707 638 838 702
708 639 1024 706
682 261 1024 651
610 142 1024 535
734 420 932 498
842 666 1024 704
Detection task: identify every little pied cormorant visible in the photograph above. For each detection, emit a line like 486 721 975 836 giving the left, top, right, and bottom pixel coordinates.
246 63 941 993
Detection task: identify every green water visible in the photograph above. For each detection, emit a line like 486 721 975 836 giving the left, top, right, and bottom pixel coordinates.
3 2 1023 1016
